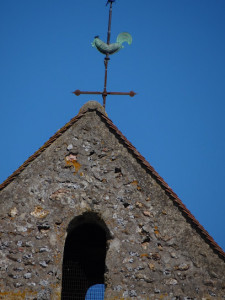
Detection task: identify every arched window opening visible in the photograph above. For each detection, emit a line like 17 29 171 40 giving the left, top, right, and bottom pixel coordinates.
61 218 108 300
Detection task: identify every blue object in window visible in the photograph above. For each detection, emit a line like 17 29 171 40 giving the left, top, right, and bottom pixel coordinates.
85 284 105 300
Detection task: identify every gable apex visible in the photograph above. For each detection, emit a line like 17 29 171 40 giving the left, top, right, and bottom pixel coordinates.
78 100 106 115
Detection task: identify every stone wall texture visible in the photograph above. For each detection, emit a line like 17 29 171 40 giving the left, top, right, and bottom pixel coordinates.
0 102 225 299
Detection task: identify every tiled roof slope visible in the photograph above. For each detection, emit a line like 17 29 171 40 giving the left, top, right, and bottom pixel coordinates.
1 103 224 261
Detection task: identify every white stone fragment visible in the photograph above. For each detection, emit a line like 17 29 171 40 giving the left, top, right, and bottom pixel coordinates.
24 273 32 279
40 280 49 286
67 144 73 150
165 278 178 285
9 207 18 217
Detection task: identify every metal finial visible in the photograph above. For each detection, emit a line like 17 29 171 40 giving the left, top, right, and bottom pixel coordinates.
106 0 115 6
73 0 136 109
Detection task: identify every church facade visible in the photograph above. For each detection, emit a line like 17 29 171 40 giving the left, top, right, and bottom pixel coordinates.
0 101 224 299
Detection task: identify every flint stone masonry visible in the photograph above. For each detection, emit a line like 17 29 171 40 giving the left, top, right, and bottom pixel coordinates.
0 101 225 299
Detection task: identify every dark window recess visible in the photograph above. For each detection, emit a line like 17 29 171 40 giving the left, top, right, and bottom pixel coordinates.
61 223 107 300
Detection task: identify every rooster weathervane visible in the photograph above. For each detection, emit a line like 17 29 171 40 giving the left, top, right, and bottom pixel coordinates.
73 0 136 109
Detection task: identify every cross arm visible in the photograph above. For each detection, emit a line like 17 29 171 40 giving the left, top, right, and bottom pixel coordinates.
73 90 136 97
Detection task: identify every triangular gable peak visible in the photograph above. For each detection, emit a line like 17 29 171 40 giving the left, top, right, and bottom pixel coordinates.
1 101 224 262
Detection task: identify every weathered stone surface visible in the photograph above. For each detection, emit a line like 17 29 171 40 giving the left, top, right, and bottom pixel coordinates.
0 102 225 299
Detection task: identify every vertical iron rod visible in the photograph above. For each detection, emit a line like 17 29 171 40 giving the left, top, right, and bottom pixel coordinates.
103 59 108 108
107 2 113 45
103 1 113 109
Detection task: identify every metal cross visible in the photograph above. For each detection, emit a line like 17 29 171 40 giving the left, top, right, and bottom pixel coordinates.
73 0 136 109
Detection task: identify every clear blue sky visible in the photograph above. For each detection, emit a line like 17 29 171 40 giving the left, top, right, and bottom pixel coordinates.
1 0 225 251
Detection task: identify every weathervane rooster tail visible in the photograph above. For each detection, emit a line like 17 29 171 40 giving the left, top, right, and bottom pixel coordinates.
116 32 132 46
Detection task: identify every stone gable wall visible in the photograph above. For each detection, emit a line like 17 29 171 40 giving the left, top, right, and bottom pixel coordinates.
0 110 224 299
